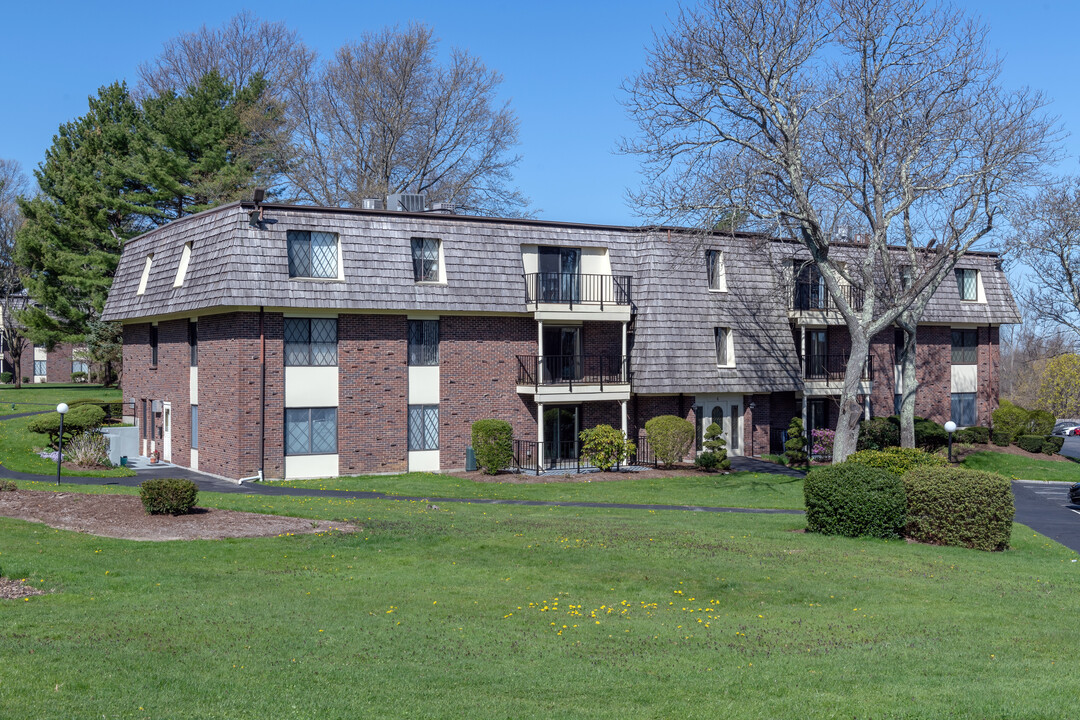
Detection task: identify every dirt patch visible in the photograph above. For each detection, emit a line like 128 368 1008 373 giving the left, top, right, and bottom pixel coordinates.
0 489 358 541
0 577 47 600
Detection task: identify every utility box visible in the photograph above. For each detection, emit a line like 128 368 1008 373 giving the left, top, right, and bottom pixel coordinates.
465 446 477 472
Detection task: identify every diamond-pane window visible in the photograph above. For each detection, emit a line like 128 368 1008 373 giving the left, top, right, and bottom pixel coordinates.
284 318 337 366
411 238 440 282
407 320 439 366
285 408 337 455
408 404 439 450
287 230 338 278
955 268 977 301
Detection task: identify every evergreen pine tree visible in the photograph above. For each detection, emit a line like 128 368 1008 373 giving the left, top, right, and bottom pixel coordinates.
784 417 809 467
702 422 731 470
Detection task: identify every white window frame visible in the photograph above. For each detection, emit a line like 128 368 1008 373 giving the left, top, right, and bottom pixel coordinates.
287 230 341 280
137 254 154 295
714 327 735 367
174 242 193 287
706 249 727 292
411 237 445 284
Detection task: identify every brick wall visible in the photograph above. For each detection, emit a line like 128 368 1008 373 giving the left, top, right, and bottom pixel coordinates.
338 314 409 475
440 315 536 471
582 321 624 358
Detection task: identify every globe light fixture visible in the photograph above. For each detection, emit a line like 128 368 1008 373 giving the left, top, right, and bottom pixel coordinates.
55 403 69 485
944 420 957 462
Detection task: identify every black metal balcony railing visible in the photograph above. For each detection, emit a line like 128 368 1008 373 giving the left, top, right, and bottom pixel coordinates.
769 428 789 455
512 434 655 475
516 355 629 391
524 273 632 309
790 280 865 312
803 353 874 382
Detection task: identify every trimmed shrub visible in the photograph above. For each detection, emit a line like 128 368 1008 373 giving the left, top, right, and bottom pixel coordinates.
913 417 947 450
991 400 1028 444
1026 409 1055 436
139 479 199 515
579 424 635 471
471 419 513 475
784 417 808 466
21 376 28 384
902 467 1014 551
71 371 88 383
954 426 990 444
804 463 906 539
0 372 11 384
1042 436 1065 455
694 451 722 470
857 417 899 450
701 422 731 470
845 447 947 476
645 415 695 466
1016 434 1045 453
27 405 106 448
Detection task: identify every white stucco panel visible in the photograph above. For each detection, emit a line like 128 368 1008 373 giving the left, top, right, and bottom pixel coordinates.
951 364 978 393
409 449 440 472
285 366 339 408
408 366 440 405
190 367 198 405
285 454 339 479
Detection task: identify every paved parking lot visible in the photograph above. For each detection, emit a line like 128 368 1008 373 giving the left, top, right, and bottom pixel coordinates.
1059 435 1080 459
1012 480 1080 553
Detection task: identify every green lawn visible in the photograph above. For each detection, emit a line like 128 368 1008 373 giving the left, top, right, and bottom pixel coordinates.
1 486 1076 719
276 469 807 509
0 382 122 416
962 450 1080 482
0 385 133 477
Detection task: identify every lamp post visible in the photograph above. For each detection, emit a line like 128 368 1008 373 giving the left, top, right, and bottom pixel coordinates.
748 402 756 457
55 403 69 485
944 420 957 463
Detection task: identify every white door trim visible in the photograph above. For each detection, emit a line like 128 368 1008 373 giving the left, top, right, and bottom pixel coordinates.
162 402 172 463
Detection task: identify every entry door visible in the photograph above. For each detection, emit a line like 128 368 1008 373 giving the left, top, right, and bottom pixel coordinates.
808 330 827 378
162 402 172 462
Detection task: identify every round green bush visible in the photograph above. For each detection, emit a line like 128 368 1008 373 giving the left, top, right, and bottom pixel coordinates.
845 447 947 476
857 417 899 450
804 464 906 539
1042 436 1065 455
1015 434 1045 453
913 417 947 450
991 400 1028 444
579 424 635 471
645 415 695 466
27 405 106 448
1026 409 1055 436
139 478 199 516
471 419 513 475
954 426 990 444
902 467 1013 551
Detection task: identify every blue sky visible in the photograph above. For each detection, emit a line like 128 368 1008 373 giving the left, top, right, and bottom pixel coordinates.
2 0 1078 226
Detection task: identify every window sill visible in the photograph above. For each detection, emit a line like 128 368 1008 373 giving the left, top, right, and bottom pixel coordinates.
289 277 345 283
715 363 736 369
284 451 338 457
414 280 448 286
708 287 728 294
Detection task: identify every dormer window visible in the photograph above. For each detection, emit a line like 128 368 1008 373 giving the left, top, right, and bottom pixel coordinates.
955 268 978 301
411 238 441 282
137 254 154 295
174 242 192 287
287 230 339 279
706 249 727 291
714 326 734 367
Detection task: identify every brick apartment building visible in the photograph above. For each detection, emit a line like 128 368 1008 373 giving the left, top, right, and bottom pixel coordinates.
100 198 1018 480
1 295 89 384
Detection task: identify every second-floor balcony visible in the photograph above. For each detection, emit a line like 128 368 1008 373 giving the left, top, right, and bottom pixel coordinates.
524 273 632 318
790 280 865 315
516 354 630 400
803 353 874 383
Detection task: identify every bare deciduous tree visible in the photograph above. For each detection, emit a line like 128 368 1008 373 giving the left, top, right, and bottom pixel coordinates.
0 159 29 387
623 0 1054 460
140 16 528 216
1008 177 1080 340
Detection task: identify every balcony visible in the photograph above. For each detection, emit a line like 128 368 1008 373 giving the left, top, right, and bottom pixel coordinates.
789 281 864 324
802 353 873 394
516 354 631 402
524 273 632 321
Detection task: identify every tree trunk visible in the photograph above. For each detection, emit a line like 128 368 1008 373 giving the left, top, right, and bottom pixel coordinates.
897 321 918 448
833 331 871 463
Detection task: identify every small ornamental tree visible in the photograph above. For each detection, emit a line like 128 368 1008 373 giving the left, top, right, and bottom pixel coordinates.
696 422 731 471
471 419 513 475
645 415 695 467
784 417 808 467
579 425 635 471
27 405 105 449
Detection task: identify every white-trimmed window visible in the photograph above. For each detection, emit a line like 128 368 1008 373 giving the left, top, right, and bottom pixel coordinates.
407 320 439 366
287 230 339 279
955 268 978 301
285 408 337 455
137 254 154 295
408 404 439 450
284 318 337 366
411 238 441 282
714 327 734 366
706 249 727 291
34 359 46 376
174 242 192 287
951 393 976 427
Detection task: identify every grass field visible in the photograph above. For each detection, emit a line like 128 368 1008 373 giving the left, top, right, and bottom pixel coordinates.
1 484 1077 719
962 450 1080 482
277 470 807 509
0 384 132 477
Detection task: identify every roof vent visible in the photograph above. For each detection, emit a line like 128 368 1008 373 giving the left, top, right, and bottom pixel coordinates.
361 197 384 210
428 202 457 214
386 193 426 213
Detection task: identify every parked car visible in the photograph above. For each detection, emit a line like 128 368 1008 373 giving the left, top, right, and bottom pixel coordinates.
1052 422 1080 437
1070 482 1080 505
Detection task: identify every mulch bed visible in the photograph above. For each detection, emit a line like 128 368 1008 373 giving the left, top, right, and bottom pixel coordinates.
0 489 358 541
952 442 1074 463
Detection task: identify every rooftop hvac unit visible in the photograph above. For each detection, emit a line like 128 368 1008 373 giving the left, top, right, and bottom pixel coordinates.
428 202 457 214
386 193 426 213
361 197 384 210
